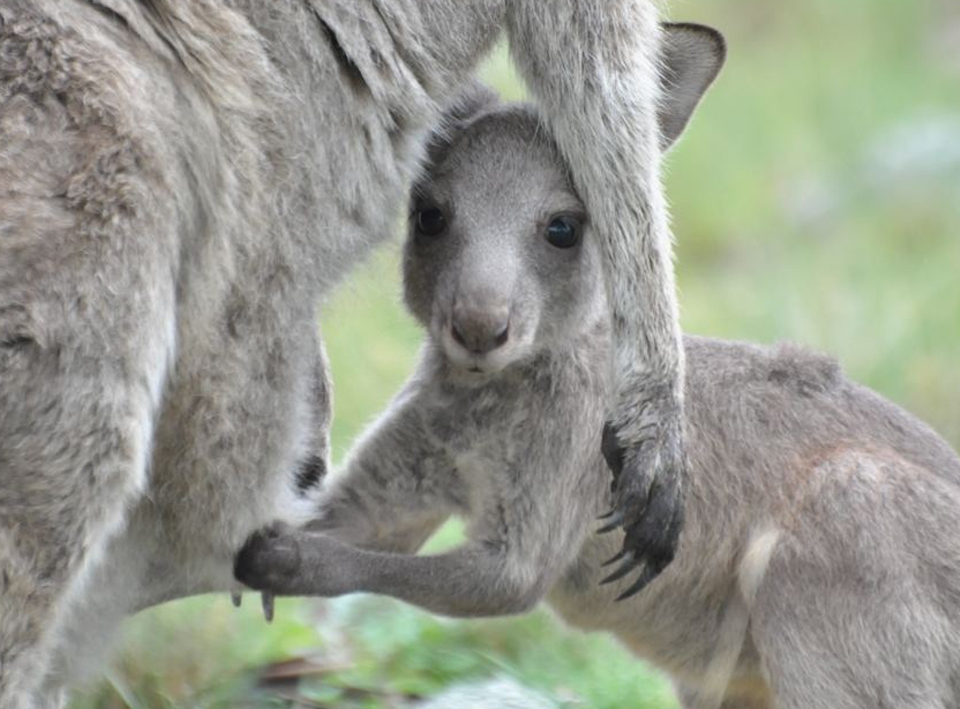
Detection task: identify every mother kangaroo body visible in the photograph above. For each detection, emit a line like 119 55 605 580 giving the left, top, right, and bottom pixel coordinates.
0 0 687 706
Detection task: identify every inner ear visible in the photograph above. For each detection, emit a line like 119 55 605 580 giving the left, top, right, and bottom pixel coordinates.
658 22 726 151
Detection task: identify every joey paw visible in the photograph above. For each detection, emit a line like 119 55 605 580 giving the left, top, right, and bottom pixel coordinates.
234 523 302 594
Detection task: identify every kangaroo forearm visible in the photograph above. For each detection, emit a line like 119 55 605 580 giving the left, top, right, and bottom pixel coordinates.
508 2 683 407
257 531 539 618
345 546 539 617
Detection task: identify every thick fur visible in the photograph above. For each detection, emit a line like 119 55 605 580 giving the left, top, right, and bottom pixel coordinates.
0 0 691 706
236 102 960 708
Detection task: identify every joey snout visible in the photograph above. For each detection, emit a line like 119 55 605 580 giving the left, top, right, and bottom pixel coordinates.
437 288 538 373
450 301 510 355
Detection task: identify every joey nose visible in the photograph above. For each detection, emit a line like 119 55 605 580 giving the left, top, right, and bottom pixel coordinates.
451 305 510 355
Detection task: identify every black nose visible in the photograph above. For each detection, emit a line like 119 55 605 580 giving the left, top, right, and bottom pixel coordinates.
451 308 510 355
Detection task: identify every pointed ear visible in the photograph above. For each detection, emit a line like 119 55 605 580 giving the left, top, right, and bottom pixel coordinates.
658 22 726 151
423 81 500 168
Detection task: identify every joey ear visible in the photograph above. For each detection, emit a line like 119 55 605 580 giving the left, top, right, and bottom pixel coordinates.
658 22 726 151
423 80 500 168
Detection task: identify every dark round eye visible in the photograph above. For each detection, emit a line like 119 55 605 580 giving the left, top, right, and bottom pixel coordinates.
416 206 447 237
545 215 581 249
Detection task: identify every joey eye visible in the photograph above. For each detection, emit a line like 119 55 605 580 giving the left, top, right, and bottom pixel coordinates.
416 206 447 237
545 215 581 249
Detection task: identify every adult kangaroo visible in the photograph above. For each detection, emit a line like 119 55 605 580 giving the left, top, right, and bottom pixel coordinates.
0 1 687 705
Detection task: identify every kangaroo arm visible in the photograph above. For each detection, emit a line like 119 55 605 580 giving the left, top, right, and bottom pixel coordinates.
507 1 686 593
303 381 466 554
235 529 540 618
236 406 600 617
508 2 680 396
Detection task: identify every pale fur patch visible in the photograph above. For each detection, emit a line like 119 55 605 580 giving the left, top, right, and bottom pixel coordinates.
738 525 781 605
693 525 780 709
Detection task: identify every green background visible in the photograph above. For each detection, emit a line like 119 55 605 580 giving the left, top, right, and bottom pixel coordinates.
71 0 960 706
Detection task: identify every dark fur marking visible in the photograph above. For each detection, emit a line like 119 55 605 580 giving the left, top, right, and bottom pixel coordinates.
347 205 365 227
83 1 131 33
388 105 407 138
310 11 370 96
224 298 246 339
295 454 326 493
767 358 841 398
370 1 429 91
135 0 191 72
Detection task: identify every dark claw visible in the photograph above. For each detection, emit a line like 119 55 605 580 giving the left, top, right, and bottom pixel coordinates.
615 497 684 600
231 592 242 608
601 423 625 481
615 565 659 601
597 511 624 534
261 591 275 623
600 407 685 599
596 508 617 521
601 549 627 567
600 553 638 585
622 481 683 563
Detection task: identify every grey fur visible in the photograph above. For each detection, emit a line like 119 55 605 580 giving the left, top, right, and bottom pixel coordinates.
0 0 697 706
236 66 960 709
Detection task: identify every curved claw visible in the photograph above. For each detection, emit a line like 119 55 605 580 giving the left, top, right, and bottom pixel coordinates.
600 553 638 585
601 549 627 567
601 422 626 480
596 508 617 521
616 497 685 600
597 511 624 534
261 591 275 623
600 408 686 599
624 485 683 560
615 565 659 601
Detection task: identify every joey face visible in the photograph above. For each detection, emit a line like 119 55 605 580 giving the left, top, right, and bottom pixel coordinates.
402 23 725 376
403 108 604 375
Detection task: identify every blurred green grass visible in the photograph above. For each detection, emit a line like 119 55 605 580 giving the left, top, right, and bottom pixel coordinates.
70 0 960 706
